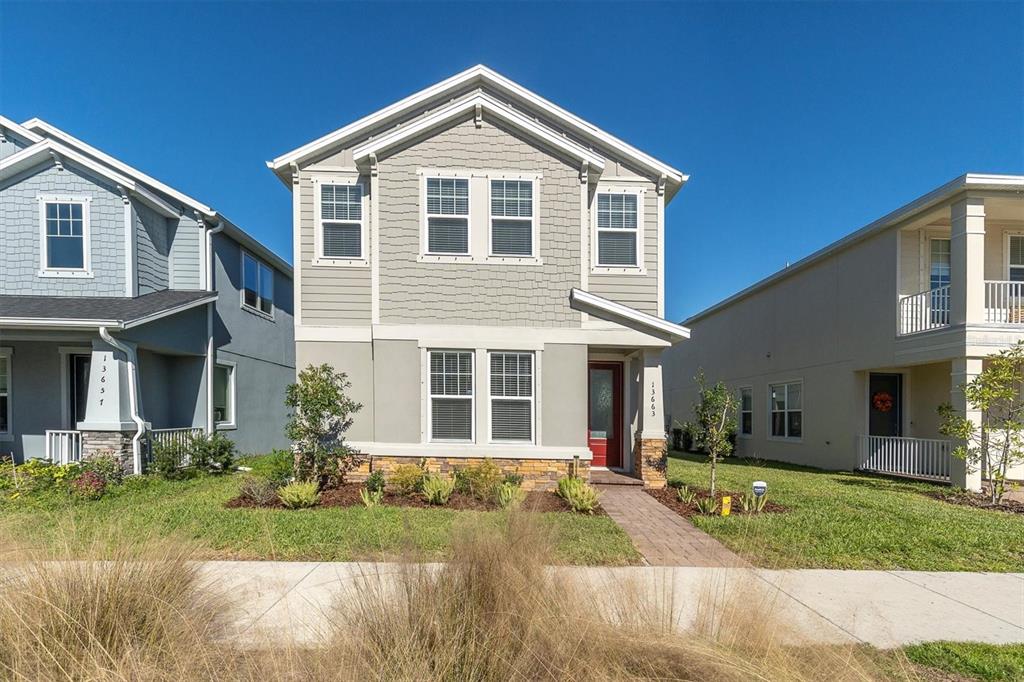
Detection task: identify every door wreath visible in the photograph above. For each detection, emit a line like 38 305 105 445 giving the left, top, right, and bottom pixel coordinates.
872 391 894 413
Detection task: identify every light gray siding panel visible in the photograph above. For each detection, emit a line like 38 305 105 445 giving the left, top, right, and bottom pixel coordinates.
541 343 587 447
378 117 581 326
588 183 659 315
133 200 170 294
0 164 126 296
169 215 203 290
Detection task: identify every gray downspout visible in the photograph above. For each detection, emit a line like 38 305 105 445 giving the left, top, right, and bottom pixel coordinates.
205 220 225 434
98 326 145 475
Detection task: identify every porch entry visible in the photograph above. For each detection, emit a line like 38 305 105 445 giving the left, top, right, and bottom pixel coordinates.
69 354 91 428
588 361 623 468
868 373 902 437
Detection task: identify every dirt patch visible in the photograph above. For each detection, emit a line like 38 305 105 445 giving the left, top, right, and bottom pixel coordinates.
646 487 787 519
926 489 1024 515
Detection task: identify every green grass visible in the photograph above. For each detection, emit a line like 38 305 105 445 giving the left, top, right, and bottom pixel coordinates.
0 464 639 566
903 642 1024 681
668 451 1024 571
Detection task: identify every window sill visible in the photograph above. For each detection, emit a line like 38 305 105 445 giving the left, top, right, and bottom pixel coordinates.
483 255 542 266
590 266 647 276
0 433 13 442
767 436 803 443
418 254 473 264
313 257 368 268
38 269 94 279
428 438 474 444
240 304 275 322
216 422 237 431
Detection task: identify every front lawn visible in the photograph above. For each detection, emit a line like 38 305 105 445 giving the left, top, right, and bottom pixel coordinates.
0 462 639 566
667 452 1024 571
903 642 1024 681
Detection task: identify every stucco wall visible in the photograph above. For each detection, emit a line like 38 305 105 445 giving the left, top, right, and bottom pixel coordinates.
373 340 420 444
295 340 374 442
541 343 587 447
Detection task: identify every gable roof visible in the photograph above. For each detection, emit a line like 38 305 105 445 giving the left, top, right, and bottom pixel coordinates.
267 65 687 197
0 115 43 146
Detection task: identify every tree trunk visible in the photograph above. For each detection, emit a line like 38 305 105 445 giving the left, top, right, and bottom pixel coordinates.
710 453 717 498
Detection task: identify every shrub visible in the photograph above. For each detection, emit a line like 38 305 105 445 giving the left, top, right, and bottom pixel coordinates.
503 472 524 487
365 470 386 494
188 432 236 473
454 459 503 500
70 470 107 500
496 481 526 510
390 464 425 496
82 452 124 486
556 477 599 514
739 492 767 513
667 476 686 489
149 440 188 479
278 481 320 509
360 487 383 508
421 474 455 505
259 449 294 485
677 485 697 504
695 496 719 515
237 476 280 506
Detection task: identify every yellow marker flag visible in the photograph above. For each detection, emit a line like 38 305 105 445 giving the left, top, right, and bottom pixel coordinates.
721 496 731 516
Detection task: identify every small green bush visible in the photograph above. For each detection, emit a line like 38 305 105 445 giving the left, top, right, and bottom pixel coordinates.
390 464 425 496
502 472 524 487
454 459 503 501
421 474 455 505
278 481 320 509
667 476 686 489
556 477 599 513
739 492 767 513
260 449 294 484
69 470 106 500
148 440 189 479
188 432 236 473
676 485 697 504
359 487 383 508
237 476 280 506
81 453 124 486
365 470 386 494
695 496 719 515
496 481 526 510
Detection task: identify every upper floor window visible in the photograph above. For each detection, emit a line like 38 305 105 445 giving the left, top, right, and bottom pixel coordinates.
242 251 274 317
1009 235 1024 282
320 183 364 261
929 238 951 290
428 350 474 442
769 381 802 440
739 387 753 436
490 180 534 257
489 351 534 442
425 178 469 255
595 191 641 268
39 198 91 276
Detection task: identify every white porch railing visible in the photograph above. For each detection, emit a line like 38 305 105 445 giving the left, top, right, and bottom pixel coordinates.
147 427 204 467
45 430 83 465
985 280 1024 323
898 285 950 335
856 435 951 482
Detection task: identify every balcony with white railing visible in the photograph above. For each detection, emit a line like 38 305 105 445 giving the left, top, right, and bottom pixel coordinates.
984 281 1024 323
857 435 951 482
898 285 950 335
45 430 83 465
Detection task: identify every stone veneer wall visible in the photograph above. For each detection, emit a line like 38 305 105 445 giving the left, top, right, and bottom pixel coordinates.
349 455 591 492
633 438 668 488
80 431 135 475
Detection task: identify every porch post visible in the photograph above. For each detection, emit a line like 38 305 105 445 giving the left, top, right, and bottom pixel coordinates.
950 356 983 492
949 197 986 326
634 348 668 488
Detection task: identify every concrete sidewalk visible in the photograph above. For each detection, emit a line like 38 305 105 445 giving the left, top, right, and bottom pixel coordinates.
203 561 1024 648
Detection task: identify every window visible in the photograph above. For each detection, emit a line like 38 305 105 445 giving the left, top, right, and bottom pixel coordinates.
242 252 274 316
41 200 89 273
1009 235 1024 282
429 350 474 441
929 238 951 290
489 352 534 442
595 192 640 267
769 382 802 439
739 387 752 436
0 350 10 438
320 183 363 260
425 178 470 254
490 180 534 256
213 363 235 427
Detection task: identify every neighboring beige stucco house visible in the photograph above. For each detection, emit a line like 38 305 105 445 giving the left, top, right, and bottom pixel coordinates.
267 65 690 488
664 174 1024 492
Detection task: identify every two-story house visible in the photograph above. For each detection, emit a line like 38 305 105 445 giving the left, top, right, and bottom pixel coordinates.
664 174 1024 492
268 66 690 488
0 116 295 472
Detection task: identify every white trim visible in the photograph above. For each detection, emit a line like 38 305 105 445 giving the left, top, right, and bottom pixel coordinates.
569 288 690 341
579 165 590 321
1004 231 1024 281
348 441 592 461
37 195 93 278
294 323 671 348
767 379 803 442
420 174 472 258
738 385 753 439
2 139 136 190
239 249 276 320
292 169 303 326
487 176 541 263
0 115 43 144
296 325 373 343
370 161 381 324
312 175 369 267
58 346 92 430
213 360 237 430
486 350 536 445
121 295 217 329
591 185 646 273
657 189 665 318
0 347 12 442
123 195 136 296
426 348 475 444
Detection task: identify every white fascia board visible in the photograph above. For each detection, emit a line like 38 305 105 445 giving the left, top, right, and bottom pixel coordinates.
0 318 120 329
121 295 218 329
569 288 691 341
963 173 1024 189
0 139 137 191
347 441 593 461
131 184 180 218
351 93 606 171
0 115 44 143
21 118 217 219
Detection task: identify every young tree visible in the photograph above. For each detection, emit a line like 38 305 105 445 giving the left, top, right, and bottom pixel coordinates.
285 364 362 488
693 370 738 497
938 341 1024 504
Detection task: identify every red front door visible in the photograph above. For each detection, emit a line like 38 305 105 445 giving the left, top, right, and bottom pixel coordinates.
588 362 622 468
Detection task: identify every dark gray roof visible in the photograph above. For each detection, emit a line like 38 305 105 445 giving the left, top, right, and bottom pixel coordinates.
0 289 216 326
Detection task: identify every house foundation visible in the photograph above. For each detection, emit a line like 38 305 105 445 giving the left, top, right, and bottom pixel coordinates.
633 437 668 488
80 431 135 475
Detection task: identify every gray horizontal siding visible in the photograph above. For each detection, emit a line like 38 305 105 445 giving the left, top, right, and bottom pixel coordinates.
169 215 202 289
134 200 169 295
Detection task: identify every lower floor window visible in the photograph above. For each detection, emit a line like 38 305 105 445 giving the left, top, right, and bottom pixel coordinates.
429 350 474 441
213 363 235 426
739 387 752 436
489 351 534 442
770 381 802 438
0 351 10 435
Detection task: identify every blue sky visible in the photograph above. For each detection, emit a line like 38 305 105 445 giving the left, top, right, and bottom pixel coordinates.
2 1 1021 321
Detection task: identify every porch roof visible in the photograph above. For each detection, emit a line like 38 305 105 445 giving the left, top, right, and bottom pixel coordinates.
0 289 216 329
569 288 691 343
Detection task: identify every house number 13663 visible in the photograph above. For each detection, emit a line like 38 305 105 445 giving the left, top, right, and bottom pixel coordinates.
650 381 657 417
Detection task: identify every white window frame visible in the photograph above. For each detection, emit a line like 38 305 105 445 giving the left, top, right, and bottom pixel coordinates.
1005 232 1024 281
420 173 472 261
313 176 369 267
487 176 541 263
0 348 12 442
427 349 475 443
929 237 951 290
213 360 236 430
738 386 753 438
239 250 275 320
486 350 536 445
591 185 646 274
768 380 803 442
37 195 93 278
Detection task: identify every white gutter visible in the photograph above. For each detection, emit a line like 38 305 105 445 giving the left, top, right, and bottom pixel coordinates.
99 326 145 475
205 220 225 435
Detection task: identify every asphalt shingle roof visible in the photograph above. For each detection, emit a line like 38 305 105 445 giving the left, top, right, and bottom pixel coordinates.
0 289 216 325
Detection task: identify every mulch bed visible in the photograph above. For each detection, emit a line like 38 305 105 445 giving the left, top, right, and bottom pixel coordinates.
926 489 1024 515
646 486 787 519
226 483 604 515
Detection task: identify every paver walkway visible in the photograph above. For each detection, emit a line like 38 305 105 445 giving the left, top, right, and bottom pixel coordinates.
596 484 747 566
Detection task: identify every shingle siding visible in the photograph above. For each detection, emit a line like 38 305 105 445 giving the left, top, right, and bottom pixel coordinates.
587 182 659 315
134 199 170 294
169 215 203 290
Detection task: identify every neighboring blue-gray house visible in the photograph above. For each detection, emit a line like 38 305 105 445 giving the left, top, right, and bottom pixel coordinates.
0 116 295 472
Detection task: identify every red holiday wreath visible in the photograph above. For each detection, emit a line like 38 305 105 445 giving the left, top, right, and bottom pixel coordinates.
872 391 894 413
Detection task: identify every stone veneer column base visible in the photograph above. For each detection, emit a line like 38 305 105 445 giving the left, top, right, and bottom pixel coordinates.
349 456 591 492
633 438 668 488
80 431 135 476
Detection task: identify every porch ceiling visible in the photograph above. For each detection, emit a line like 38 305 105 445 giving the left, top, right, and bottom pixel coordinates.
0 290 216 329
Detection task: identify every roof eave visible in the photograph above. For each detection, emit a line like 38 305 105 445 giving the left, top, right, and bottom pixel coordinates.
569 288 691 343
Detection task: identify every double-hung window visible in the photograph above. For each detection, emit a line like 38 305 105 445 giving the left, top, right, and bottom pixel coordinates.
769 381 802 439
319 183 364 261
425 178 470 255
929 238 951 325
1008 235 1024 282
739 387 753 436
0 349 11 439
489 352 534 442
40 199 90 273
213 362 236 428
429 350 474 441
595 192 640 267
242 251 274 316
490 180 534 257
